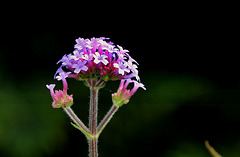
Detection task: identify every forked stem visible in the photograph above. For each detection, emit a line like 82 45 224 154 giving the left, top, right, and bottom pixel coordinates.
65 79 120 157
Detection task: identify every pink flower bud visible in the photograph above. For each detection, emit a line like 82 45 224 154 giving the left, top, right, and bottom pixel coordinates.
112 79 146 107
46 76 73 108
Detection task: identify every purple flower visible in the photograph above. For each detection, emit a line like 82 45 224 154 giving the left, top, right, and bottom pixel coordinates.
129 80 146 95
55 71 71 81
127 60 138 73
113 61 130 75
72 60 88 73
89 37 100 52
57 54 71 66
55 37 142 82
118 79 146 96
93 52 109 65
74 37 89 50
126 60 140 81
98 39 114 52
82 53 93 61
71 50 84 61
117 45 129 54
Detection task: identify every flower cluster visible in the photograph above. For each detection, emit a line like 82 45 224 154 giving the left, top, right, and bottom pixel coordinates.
46 71 73 108
112 79 146 107
47 37 146 108
56 37 139 82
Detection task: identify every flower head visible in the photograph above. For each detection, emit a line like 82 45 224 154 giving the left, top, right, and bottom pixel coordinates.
56 37 141 82
112 79 146 107
46 72 73 108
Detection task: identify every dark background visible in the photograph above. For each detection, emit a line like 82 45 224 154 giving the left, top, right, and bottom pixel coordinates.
0 2 239 157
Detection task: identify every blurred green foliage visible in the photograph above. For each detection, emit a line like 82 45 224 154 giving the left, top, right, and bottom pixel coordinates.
1 34 240 157
0 76 67 157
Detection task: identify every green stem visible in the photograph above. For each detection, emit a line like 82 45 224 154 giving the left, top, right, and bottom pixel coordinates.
89 137 98 157
89 82 99 157
89 87 98 135
97 105 119 137
63 107 91 136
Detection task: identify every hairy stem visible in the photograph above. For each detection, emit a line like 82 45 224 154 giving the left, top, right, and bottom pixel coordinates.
89 85 99 157
63 107 91 135
97 105 119 137
89 137 98 157
89 87 99 135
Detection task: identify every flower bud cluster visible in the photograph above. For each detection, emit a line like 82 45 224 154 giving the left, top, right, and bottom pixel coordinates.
46 72 73 108
112 79 146 107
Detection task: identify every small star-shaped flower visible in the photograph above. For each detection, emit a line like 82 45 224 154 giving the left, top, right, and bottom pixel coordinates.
113 61 130 75
72 60 88 73
93 52 109 65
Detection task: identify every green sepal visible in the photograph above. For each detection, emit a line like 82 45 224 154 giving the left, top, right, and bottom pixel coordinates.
94 82 106 90
112 93 129 107
70 122 93 139
113 99 125 107
102 75 109 81
83 80 91 88
63 101 73 108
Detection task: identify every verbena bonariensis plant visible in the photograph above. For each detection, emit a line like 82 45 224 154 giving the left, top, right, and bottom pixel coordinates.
46 37 146 157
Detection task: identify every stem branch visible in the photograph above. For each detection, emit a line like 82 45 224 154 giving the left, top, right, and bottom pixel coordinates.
64 107 91 135
97 105 119 137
